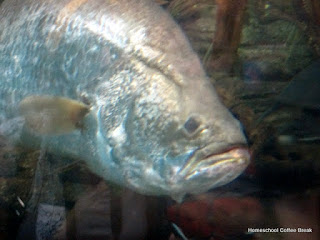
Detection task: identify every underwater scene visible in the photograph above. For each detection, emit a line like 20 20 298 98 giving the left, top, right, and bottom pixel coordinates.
0 0 319 239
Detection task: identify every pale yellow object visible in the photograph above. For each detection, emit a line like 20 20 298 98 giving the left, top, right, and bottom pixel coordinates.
19 95 89 135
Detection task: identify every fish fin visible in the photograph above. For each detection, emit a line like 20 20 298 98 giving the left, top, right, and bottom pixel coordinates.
19 96 90 135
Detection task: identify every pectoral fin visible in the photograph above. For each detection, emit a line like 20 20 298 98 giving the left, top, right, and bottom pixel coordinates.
19 95 90 135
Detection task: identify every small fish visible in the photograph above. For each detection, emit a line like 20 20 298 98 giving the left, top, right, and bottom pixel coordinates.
256 59 320 124
0 0 249 201
17 196 25 208
276 59 320 109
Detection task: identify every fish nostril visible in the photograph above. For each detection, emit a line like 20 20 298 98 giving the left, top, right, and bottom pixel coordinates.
183 116 201 135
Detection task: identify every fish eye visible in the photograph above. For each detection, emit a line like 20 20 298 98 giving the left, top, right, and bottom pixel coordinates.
183 116 201 135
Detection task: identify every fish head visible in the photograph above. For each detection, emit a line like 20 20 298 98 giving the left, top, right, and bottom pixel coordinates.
167 74 250 200
91 0 250 200
99 58 250 201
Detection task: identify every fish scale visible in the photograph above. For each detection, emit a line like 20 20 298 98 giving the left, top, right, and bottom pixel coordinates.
0 0 249 201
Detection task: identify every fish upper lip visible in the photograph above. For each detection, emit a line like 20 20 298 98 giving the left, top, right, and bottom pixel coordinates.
179 143 250 176
201 144 249 160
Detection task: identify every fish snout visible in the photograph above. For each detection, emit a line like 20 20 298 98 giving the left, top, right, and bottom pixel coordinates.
181 145 250 182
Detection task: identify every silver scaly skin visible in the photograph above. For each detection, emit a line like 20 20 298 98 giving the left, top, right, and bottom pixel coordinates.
0 0 249 201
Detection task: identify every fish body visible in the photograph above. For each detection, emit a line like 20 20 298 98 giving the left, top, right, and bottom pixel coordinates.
0 0 249 201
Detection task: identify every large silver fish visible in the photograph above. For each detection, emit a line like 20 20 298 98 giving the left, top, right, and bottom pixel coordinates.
0 0 250 201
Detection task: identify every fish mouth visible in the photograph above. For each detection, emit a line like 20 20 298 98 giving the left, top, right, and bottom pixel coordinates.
180 144 250 180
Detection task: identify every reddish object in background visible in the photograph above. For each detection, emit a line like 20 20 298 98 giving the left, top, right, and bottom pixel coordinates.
210 0 248 72
167 196 263 239
294 0 320 55
274 194 320 240
299 0 320 26
311 0 320 25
